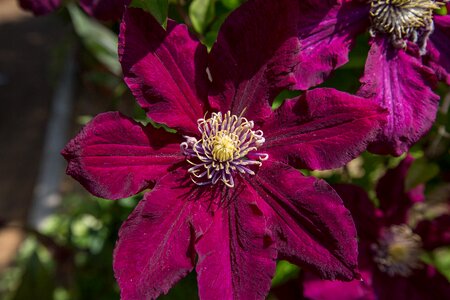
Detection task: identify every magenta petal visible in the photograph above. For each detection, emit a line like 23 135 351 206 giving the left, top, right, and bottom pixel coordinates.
414 214 450 250
303 271 376 300
427 15 450 84
261 88 387 170
119 8 209 135
376 156 425 225
113 171 211 300
293 0 369 90
208 0 300 122
79 0 127 21
358 38 439 156
62 112 184 200
332 184 381 241
19 0 60 15
251 161 358 280
195 181 277 300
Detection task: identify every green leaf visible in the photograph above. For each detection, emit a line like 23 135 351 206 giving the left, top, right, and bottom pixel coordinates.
202 13 227 49
432 247 450 281
159 272 198 299
220 0 241 9
271 260 300 287
405 157 440 190
272 90 302 110
67 4 121 76
130 0 168 27
435 5 447 16
189 0 216 34
12 252 55 300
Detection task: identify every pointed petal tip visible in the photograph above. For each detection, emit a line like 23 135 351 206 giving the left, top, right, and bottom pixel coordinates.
359 37 439 156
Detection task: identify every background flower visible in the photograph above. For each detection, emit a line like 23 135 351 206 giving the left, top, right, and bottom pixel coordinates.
291 0 447 156
19 0 126 21
303 156 450 300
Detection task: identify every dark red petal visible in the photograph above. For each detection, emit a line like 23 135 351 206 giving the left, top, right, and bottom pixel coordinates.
113 170 212 300
119 8 209 135
19 0 60 15
303 270 376 300
208 0 300 123
358 37 439 156
62 112 184 200
195 181 277 300
79 0 127 22
376 156 425 225
415 214 450 250
250 161 359 280
333 184 381 241
261 88 387 170
294 0 369 89
426 15 450 84
373 265 450 300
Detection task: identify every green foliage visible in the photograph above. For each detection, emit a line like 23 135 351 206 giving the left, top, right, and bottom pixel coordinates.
0 193 139 300
67 4 121 76
220 0 241 9
130 0 169 27
11 252 54 300
432 247 450 281
435 5 448 16
271 261 300 287
405 157 440 190
272 90 302 110
160 273 199 300
318 34 369 93
189 0 216 34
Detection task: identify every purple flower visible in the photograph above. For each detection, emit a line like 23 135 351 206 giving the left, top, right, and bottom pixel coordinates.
303 156 450 300
19 0 60 15
63 0 388 298
19 0 125 21
292 0 448 156
79 0 126 21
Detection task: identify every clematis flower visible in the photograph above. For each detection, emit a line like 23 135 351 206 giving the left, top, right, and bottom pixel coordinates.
19 0 125 21
62 0 388 298
303 156 450 300
291 0 448 156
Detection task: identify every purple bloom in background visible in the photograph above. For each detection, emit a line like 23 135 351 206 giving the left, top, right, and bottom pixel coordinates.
303 156 450 300
19 0 125 21
292 0 449 156
19 0 60 15
62 0 388 298
79 0 126 21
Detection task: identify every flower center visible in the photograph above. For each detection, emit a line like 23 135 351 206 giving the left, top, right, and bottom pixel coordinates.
372 224 423 277
180 111 268 188
211 132 237 162
369 0 444 53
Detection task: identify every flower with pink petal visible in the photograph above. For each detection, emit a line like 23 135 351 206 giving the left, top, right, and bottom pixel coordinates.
303 156 450 300
63 0 388 298
292 0 448 156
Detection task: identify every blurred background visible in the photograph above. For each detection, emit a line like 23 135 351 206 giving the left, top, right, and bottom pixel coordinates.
0 0 449 299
